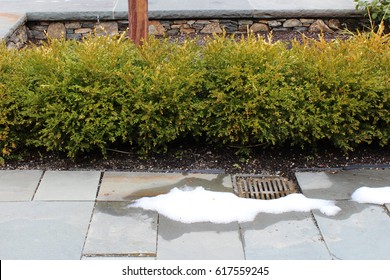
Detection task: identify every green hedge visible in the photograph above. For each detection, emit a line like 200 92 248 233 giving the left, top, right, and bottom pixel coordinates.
0 31 389 162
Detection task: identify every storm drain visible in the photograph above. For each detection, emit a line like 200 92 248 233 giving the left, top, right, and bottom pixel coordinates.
233 175 299 200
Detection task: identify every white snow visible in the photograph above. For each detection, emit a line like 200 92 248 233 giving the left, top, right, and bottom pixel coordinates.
130 186 341 224
351 186 390 205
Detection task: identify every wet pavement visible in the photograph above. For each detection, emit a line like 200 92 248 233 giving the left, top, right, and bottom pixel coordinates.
0 168 389 260
296 169 390 260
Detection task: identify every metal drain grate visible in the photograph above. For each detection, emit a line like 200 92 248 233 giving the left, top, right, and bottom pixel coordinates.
233 175 298 200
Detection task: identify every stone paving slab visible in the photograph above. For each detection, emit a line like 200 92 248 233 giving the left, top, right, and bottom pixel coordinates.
0 12 26 40
117 0 359 19
249 0 355 10
250 0 358 18
157 215 245 260
83 202 158 257
118 0 254 19
0 0 117 21
82 256 155 260
1 0 357 13
313 201 390 260
150 0 253 10
0 201 94 259
1 169 390 260
0 0 361 21
97 172 233 201
33 171 101 201
0 0 117 13
0 170 42 201
296 169 390 200
240 212 331 260
115 0 253 12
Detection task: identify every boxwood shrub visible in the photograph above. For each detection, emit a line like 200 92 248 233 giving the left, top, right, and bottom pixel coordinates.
0 30 389 162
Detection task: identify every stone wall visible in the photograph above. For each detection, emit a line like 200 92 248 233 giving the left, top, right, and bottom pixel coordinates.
6 24 28 49
6 17 369 47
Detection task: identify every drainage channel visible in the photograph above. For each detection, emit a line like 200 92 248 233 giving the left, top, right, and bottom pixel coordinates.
233 175 299 200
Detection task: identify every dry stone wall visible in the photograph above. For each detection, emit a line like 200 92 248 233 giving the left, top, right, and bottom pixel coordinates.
6 24 28 49
6 17 368 48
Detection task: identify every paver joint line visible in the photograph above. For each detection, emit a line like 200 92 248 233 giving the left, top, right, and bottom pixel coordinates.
384 205 390 218
309 211 334 260
238 223 247 260
80 200 99 260
31 170 46 201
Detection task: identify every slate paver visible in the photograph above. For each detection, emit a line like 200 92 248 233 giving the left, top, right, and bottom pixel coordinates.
249 0 355 10
97 172 233 201
0 170 43 201
0 0 361 25
0 0 116 13
115 0 253 12
296 169 390 200
1 167 390 260
313 201 390 260
82 256 155 260
0 201 94 260
83 202 158 257
33 171 101 201
240 212 331 260
0 12 26 39
157 215 245 260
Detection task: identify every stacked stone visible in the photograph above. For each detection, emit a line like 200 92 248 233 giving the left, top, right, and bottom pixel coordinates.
149 18 343 36
20 18 363 45
6 25 28 49
26 21 120 42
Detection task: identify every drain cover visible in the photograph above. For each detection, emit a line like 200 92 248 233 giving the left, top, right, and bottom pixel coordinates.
233 175 298 200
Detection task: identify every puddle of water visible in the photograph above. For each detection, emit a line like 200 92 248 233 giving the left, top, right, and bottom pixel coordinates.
123 173 232 200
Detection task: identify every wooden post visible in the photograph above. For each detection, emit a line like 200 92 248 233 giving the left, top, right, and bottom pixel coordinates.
128 0 148 46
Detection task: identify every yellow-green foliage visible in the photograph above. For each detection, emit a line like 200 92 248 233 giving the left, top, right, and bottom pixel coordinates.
199 34 298 146
0 31 389 161
199 32 389 150
287 31 390 149
119 37 205 152
0 43 21 160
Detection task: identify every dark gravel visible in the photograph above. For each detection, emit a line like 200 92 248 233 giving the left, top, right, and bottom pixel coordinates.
2 142 390 182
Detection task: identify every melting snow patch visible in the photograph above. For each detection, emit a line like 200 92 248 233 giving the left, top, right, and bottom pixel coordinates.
351 186 390 205
130 186 341 224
